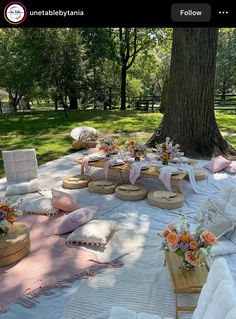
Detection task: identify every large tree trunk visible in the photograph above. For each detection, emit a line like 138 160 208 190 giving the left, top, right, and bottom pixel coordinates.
120 66 127 110
159 74 170 114
147 28 236 159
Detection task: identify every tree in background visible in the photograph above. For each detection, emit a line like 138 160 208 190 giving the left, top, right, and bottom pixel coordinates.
215 28 236 99
147 28 236 158
0 29 43 111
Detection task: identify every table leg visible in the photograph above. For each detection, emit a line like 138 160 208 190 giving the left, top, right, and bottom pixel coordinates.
175 293 179 319
173 180 182 194
81 164 84 174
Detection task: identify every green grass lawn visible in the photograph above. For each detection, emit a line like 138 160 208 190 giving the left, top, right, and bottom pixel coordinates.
0 109 236 178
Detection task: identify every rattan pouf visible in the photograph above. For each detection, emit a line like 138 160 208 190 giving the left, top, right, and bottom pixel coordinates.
62 174 91 189
84 141 97 149
88 180 118 194
115 184 148 201
147 190 184 209
72 140 84 150
184 168 208 181
0 222 30 267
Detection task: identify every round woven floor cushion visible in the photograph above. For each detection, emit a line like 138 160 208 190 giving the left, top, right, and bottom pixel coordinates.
72 140 85 150
63 174 91 189
115 184 148 201
0 222 30 267
185 168 208 181
83 141 97 149
88 180 118 194
147 190 184 209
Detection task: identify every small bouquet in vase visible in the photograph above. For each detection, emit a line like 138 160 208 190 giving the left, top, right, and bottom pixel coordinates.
0 198 23 235
124 138 147 161
160 213 218 270
98 137 120 157
157 137 180 165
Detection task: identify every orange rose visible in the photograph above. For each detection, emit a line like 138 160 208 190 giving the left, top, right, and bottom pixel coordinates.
189 240 199 250
180 233 191 243
166 232 179 246
130 139 135 146
163 229 170 237
200 230 218 246
161 152 169 160
184 251 201 266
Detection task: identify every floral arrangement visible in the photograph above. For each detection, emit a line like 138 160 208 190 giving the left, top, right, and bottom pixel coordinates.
157 137 180 165
124 138 147 161
160 213 218 269
0 198 23 234
98 137 120 156
80 131 98 142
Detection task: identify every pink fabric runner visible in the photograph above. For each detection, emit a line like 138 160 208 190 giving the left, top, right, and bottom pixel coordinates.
81 156 92 173
159 167 172 191
0 214 123 313
129 162 144 184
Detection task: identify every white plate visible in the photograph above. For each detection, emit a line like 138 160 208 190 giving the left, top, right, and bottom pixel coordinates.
110 160 125 166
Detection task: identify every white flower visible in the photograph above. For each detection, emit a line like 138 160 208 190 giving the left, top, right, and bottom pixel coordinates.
0 219 10 228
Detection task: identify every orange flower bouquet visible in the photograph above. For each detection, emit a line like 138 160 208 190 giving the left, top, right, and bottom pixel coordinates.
158 137 180 165
0 198 23 235
160 214 217 270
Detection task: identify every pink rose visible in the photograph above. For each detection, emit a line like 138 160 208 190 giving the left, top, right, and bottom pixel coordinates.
200 230 218 246
166 232 179 246
168 223 177 231
184 251 201 266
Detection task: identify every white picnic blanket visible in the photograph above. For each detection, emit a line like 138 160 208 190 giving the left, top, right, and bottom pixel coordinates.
1 152 236 319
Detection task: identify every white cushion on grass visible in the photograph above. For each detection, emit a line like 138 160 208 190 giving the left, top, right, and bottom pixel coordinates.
5 179 40 195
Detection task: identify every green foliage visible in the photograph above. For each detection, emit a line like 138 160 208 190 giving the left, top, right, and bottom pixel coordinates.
215 29 236 96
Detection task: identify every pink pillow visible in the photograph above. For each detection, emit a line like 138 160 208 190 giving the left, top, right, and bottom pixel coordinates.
51 189 80 212
204 155 231 173
224 161 236 174
54 206 98 234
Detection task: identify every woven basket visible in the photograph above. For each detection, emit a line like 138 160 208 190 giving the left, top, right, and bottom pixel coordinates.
72 140 85 150
147 190 184 209
84 141 97 149
88 180 118 194
185 168 208 181
0 222 30 267
115 184 148 201
62 174 91 189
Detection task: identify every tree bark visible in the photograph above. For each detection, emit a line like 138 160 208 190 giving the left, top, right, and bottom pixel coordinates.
159 74 170 114
147 28 236 159
120 65 127 110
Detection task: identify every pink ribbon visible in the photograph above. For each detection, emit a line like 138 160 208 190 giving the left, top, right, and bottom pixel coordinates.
159 167 172 191
81 156 91 173
104 159 114 179
129 162 143 184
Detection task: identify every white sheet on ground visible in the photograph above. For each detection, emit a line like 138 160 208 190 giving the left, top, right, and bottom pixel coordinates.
1 152 236 319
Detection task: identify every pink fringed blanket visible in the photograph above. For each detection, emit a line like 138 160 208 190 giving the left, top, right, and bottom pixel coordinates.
0 214 123 313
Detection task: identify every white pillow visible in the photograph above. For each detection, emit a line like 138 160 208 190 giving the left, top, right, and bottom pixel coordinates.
196 198 234 238
215 182 235 210
5 179 40 195
20 197 59 216
66 220 118 247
